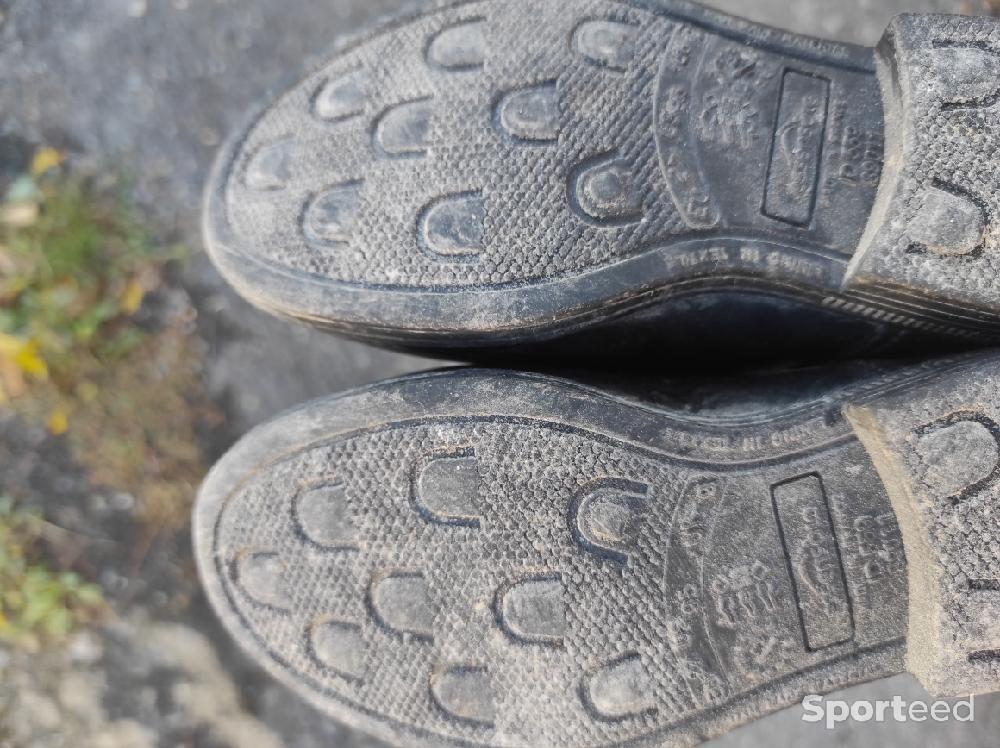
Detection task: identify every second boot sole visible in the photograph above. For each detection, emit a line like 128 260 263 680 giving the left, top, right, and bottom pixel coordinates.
195 356 1000 747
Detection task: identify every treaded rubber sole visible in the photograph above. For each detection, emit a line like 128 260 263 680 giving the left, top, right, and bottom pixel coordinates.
204 2 1000 350
195 356 1000 747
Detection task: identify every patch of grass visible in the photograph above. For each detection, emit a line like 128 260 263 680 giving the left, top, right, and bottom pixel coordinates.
0 496 105 651
0 149 182 396
0 148 213 616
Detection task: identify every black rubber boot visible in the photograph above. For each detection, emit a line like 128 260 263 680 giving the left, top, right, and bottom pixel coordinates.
204 5 1000 359
195 353 1000 747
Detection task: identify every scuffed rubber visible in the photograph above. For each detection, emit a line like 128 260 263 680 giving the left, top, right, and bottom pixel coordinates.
195 356 1000 747
204 3 1000 351
845 15 1000 319
847 358 1000 697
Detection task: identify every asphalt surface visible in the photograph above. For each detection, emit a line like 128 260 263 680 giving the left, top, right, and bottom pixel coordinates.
0 0 998 746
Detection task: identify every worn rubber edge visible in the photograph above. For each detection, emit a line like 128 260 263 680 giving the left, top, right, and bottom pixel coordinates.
844 406 943 692
846 359 1000 697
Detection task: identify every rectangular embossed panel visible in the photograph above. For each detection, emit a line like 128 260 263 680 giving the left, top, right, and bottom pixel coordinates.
771 473 854 651
763 70 831 226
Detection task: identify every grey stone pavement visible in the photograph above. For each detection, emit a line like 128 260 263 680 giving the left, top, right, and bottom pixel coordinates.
1 0 999 746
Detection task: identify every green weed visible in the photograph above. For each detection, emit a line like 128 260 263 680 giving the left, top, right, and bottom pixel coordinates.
0 495 105 650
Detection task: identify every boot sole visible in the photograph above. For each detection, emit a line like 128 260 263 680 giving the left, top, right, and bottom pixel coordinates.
204 4 1000 350
194 355 1000 746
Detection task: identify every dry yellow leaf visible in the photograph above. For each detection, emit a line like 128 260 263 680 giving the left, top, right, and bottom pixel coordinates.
30 147 65 177
47 408 69 436
14 342 48 379
121 278 146 314
0 335 48 380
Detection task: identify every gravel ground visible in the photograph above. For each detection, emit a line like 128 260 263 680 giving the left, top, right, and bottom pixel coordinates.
0 0 997 746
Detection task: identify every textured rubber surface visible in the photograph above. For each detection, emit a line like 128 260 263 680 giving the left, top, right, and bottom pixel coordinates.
847 364 1000 697
195 358 1000 747
846 15 1000 318
204 2 1000 350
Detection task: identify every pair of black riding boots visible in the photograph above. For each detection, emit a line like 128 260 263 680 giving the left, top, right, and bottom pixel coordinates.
196 3 1000 746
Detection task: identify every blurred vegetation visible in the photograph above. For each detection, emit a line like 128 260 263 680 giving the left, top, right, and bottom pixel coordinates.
0 495 105 650
0 148 213 647
0 148 172 400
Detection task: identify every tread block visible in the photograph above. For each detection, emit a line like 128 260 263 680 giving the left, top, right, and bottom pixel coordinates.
584 653 657 721
431 665 496 726
573 20 638 71
418 193 485 261
412 450 483 525
244 141 293 191
569 154 643 226
292 484 357 549
308 619 366 679
495 82 560 142
233 551 290 610
913 412 1000 502
495 574 567 645
374 99 434 157
570 478 647 564
370 571 437 641
313 69 371 122
930 41 1000 106
427 19 487 70
302 182 363 247
908 182 987 257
